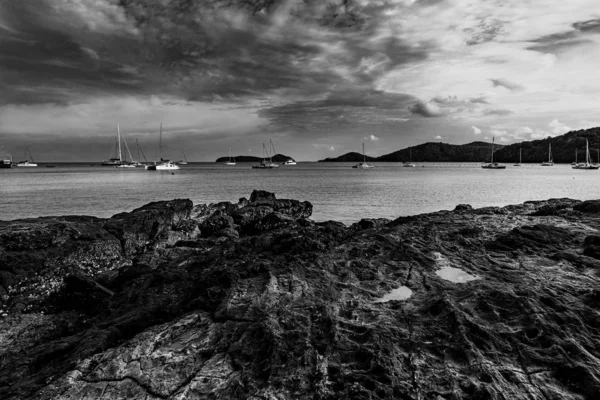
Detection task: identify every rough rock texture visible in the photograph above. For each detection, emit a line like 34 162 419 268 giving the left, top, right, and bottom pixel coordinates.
1 193 600 399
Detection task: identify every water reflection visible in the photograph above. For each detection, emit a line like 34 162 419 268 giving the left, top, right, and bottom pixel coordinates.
374 286 413 302
433 252 480 283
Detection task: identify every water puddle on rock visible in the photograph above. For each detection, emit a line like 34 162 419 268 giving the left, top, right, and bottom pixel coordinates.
433 252 480 283
374 286 413 303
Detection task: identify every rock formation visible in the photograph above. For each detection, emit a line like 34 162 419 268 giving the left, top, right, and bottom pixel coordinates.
1 192 600 399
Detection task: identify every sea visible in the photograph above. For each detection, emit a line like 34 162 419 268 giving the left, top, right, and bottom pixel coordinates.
2 162 600 224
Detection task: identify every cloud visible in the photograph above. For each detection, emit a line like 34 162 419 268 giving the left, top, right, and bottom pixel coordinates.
472 126 482 135
489 78 524 92
491 129 508 137
483 108 513 116
434 135 443 139
573 19 600 33
364 134 379 142
408 101 443 117
312 143 336 151
548 119 572 135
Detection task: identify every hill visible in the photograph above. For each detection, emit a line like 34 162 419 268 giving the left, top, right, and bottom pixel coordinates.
491 127 600 163
319 126 600 163
320 142 504 162
215 153 294 163
319 151 377 162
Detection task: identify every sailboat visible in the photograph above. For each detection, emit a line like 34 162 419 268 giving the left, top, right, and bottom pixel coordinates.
153 123 180 170
224 147 236 165
513 148 522 166
283 158 297 165
116 132 136 168
352 143 375 169
541 143 554 166
572 139 599 170
102 125 131 166
15 147 38 167
403 148 416 167
176 151 188 165
252 142 278 169
481 137 506 169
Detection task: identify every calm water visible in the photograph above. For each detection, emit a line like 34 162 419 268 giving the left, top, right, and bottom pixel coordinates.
2 162 600 224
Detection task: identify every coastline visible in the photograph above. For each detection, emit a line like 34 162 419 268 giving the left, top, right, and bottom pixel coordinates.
1 191 600 399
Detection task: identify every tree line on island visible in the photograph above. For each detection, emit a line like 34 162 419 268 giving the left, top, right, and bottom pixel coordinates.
319 126 600 163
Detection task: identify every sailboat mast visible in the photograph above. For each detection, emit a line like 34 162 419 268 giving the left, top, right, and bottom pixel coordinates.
491 138 494 163
363 143 366 163
159 123 163 160
519 148 521 164
117 124 122 162
229 146 232 162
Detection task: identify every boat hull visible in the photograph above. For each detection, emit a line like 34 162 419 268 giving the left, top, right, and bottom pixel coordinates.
482 163 506 169
0 160 11 169
352 163 374 169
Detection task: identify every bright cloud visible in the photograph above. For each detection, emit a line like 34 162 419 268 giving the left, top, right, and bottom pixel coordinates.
472 126 482 135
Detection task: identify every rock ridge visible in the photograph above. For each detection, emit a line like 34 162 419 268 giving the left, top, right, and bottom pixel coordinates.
1 192 600 399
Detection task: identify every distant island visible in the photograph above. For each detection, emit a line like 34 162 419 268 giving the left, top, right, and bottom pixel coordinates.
320 126 600 163
215 153 295 163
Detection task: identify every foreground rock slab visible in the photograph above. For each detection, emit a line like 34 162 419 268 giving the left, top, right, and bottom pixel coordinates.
1 193 600 399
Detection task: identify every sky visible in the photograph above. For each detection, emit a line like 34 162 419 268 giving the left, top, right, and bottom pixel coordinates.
1 0 600 161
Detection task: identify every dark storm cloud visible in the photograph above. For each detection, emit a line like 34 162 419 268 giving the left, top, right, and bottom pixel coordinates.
0 0 431 109
408 101 443 118
483 108 513 116
258 88 417 132
527 19 600 54
573 18 600 33
490 78 524 91
0 1 146 104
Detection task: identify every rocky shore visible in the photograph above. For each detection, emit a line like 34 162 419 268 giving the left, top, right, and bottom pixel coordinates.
2 190 600 399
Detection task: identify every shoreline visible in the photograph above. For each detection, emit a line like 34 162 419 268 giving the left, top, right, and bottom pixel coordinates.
2 191 600 398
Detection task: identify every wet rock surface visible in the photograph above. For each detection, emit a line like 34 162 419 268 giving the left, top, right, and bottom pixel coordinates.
1 192 600 399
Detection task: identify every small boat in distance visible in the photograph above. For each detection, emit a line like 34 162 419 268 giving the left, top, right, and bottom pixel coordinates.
403 148 416 167
514 148 522 166
224 147 236 165
352 143 375 169
481 137 506 169
154 123 180 171
541 143 554 166
1 155 12 169
102 124 132 167
572 139 599 170
176 151 188 165
252 142 278 169
15 147 38 167
283 158 297 165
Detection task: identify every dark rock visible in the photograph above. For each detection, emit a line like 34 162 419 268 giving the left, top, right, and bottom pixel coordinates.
583 235 600 259
3 193 600 400
105 199 193 254
574 199 600 213
199 214 235 237
454 204 473 211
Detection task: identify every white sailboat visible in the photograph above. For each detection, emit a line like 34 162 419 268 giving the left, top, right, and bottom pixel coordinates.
154 123 180 170
224 147 236 165
513 148 522 166
572 139 599 170
352 143 375 169
102 124 131 166
175 151 188 165
541 143 554 166
252 142 278 169
481 137 506 169
403 148 415 167
283 158 297 165
15 147 38 167
116 131 136 168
